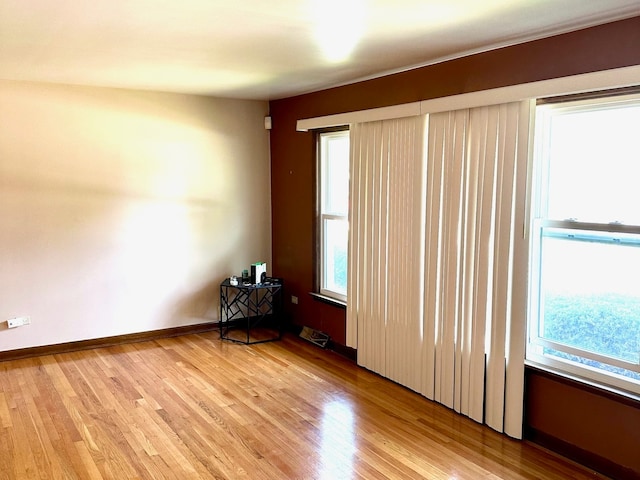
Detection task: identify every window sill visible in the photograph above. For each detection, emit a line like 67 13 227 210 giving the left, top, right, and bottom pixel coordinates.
309 292 346 309
524 359 640 405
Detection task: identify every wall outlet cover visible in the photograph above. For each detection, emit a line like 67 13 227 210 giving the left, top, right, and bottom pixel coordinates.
7 316 30 328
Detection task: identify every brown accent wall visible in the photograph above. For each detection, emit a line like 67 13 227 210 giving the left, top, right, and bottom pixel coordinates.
525 368 640 479
269 16 640 478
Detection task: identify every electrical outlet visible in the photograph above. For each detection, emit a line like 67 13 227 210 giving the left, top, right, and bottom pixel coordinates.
7 316 31 329
291 295 298 305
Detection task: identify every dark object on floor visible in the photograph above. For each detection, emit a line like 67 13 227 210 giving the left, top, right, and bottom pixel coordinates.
299 326 330 348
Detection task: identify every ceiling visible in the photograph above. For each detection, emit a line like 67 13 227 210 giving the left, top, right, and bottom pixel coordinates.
1 1 639 100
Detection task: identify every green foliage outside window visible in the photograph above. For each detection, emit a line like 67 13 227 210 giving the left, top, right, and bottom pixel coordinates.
543 293 640 381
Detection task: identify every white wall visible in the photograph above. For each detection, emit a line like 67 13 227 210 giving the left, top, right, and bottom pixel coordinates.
0 81 272 350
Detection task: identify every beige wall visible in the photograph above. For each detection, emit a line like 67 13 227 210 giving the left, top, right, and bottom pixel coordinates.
0 81 271 350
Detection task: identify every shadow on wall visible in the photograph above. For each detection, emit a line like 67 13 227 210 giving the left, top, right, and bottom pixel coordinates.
0 81 271 350
169 279 229 326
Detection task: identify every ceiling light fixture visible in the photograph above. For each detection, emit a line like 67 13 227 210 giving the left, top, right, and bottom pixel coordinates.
312 0 366 63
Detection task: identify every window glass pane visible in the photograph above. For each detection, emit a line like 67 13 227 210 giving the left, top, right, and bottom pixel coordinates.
545 104 640 224
319 129 349 301
531 96 640 393
322 134 350 216
323 218 348 296
539 229 640 377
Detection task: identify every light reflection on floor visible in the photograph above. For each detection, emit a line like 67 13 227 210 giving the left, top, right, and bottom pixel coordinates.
319 399 356 479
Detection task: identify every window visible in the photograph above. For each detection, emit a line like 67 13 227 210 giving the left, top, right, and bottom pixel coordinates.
318 129 349 302
528 93 640 396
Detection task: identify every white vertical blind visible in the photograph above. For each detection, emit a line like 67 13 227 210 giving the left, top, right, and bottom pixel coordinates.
421 109 469 409
421 101 529 437
346 121 385 373
503 100 533 437
346 116 427 390
346 100 529 439
384 117 427 392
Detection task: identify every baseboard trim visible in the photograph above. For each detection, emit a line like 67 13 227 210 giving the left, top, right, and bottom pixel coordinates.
329 341 357 362
0 322 219 362
288 323 356 362
525 427 640 480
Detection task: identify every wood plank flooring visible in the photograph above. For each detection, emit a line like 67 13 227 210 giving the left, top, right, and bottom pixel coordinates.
0 332 609 479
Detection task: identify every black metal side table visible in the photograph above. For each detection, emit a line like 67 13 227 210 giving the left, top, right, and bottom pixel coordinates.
219 278 283 344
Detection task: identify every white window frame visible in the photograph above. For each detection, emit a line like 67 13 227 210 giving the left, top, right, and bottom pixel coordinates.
527 93 640 397
318 129 349 303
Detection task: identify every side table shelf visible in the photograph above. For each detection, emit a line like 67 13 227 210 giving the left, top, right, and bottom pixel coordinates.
219 278 283 344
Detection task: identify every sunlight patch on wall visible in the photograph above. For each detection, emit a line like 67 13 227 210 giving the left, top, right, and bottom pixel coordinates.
116 201 191 321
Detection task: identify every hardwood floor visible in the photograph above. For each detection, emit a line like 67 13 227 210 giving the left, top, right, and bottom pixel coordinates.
0 332 608 479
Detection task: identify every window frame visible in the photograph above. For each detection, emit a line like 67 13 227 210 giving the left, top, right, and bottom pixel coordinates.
527 93 640 397
316 127 350 304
